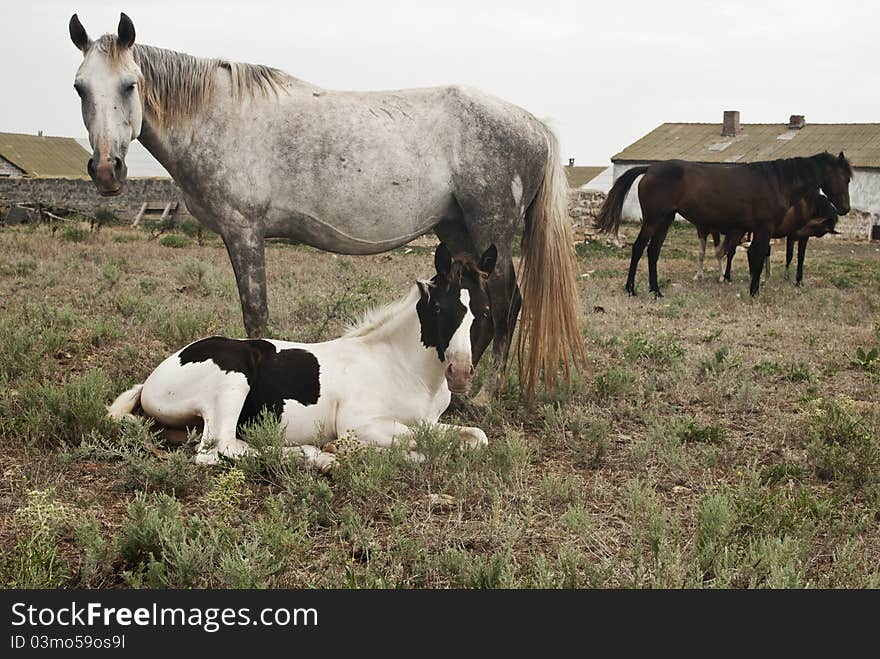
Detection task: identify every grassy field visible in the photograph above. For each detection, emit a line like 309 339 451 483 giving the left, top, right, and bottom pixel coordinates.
1 219 878 588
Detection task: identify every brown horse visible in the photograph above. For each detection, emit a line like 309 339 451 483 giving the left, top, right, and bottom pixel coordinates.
718 189 839 285
595 152 852 297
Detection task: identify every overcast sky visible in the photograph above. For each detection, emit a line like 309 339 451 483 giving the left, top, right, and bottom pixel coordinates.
1 1 878 166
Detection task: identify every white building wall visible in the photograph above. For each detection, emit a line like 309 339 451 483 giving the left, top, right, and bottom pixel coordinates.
0 156 24 177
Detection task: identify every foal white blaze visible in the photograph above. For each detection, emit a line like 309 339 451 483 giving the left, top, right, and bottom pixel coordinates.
108 244 495 470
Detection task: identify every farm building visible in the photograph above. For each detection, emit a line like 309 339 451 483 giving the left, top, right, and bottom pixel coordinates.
611 112 880 239
564 160 607 190
0 131 89 178
0 131 186 223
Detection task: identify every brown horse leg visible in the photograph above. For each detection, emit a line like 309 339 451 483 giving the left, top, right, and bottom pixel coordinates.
647 215 674 297
785 235 795 280
626 229 651 295
748 225 771 296
223 231 269 337
795 237 808 286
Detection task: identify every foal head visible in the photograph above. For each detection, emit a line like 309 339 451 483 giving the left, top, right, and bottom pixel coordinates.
417 243 497 394
799 192 840 238
69 13 143 196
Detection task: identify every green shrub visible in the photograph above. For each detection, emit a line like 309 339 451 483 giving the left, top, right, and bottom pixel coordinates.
60 225 87 242
1 489 70 588
802 396 880 486
159 234 192 248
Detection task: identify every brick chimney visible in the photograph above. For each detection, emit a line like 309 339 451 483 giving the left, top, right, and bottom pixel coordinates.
722 110 741 137
788 115 805 129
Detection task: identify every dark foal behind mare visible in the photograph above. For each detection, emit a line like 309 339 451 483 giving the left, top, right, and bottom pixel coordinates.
594 152 852 297
718 190 839 286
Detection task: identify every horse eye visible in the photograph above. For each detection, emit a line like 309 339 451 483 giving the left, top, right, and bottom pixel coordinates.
123 82 136 93
433 302 441 313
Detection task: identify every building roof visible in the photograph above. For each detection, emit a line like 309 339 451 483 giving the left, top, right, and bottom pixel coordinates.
0 132 90 178
565 165 606 189
612 123 880 169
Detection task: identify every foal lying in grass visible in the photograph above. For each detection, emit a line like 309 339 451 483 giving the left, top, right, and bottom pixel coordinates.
108 244 496 471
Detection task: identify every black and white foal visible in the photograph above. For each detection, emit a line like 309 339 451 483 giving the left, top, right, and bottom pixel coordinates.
108 244 497 470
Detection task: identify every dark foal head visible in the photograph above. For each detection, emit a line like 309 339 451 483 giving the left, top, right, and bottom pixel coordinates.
798 192 840 238
819 151 853 216
417 243 496 393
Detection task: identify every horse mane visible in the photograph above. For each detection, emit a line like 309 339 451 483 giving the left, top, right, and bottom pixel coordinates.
746 152 852 187
93 35 292 127
343 284 423 340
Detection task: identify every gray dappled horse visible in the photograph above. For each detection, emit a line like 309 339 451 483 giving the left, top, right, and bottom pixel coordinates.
69 13 585 397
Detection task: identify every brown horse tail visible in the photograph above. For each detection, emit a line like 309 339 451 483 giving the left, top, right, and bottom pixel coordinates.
593 166 648 235
516 125 587 399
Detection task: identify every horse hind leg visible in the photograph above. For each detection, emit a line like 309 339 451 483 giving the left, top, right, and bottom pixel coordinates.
647 213 675 297
626 228 650 295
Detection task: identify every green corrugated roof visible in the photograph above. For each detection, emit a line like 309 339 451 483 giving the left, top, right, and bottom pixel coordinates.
612 123 880 169
0 132 90 178
565 166 605 189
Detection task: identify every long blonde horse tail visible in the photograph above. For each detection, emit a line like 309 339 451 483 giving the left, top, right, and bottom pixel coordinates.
516 125 587 399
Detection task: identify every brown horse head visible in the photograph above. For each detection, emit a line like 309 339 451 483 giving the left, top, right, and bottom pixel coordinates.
819 151 853 216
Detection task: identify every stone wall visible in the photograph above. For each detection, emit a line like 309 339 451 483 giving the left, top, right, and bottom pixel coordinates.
0 177 191 222
568 189 607 241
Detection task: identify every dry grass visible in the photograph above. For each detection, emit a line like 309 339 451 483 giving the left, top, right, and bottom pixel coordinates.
0 219 878 588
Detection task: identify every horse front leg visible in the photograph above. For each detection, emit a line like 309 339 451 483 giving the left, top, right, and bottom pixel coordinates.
486 256 519 390
223 231 269 337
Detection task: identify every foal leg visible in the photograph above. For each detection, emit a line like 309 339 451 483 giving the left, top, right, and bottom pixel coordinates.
282 445 337 473
223 229 269 338
747 225 771 296
626 228 651 295
711 231 723 282
434 422 489 449
647 214 674 297
195 387 252 466
795 237 808 286
694 228 707 280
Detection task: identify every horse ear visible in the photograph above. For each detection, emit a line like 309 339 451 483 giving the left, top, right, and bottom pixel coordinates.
838 151 846 161
117 12 136 49
69 14 90 52
434 243 452 277
479 244 498 275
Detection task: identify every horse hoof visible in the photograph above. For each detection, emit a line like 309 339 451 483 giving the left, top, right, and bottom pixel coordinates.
652 290 663 299
195 451 219 466
460 427 489 449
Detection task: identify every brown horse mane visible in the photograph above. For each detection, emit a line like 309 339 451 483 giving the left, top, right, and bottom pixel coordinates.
745 151 853 188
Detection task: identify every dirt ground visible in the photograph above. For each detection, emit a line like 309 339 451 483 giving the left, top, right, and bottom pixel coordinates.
0 220 878 588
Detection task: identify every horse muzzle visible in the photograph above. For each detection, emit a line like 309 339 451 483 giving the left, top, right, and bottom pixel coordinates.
446 360 475 394
88 156 127 196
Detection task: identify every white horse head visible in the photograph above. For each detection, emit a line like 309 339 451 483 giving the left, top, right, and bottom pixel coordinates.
69 13 142 196
417 243 497 394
